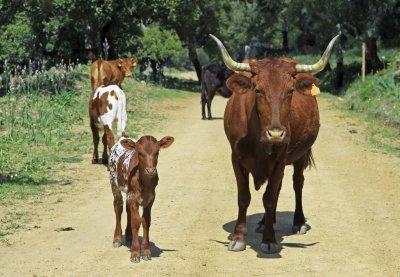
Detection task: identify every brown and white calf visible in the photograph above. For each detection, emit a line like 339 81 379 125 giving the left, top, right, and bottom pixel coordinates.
89 84 127 164
108 135 174 263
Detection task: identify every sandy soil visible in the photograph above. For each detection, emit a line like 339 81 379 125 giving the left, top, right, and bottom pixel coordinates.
1 95 400 276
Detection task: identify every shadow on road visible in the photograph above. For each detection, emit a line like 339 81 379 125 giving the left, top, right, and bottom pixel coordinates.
122 235 177 258
216 212 319 259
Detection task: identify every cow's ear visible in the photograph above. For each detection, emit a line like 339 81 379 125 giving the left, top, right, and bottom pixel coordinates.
226 74 252 94
117 59 123 67
120 138 136 149
159 136 174 149
294 73 319 96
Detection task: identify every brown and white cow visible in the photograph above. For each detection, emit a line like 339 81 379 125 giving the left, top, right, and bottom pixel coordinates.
108 135 174 263
90 58 138 92
89 85 127 164
210 34 339 254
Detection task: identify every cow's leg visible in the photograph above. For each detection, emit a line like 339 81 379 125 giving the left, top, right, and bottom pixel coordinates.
292 154 310 234
255 180 282 234
206 92 215 120
101 132 108 164
228 154 250 252
112 187 123 248
141 200 154 261
201 87 207 120
102 125 115 164
260 164 285 254
129 200 142 263
90 118 100 164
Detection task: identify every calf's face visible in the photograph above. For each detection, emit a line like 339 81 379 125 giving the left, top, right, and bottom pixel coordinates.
122 135 174 178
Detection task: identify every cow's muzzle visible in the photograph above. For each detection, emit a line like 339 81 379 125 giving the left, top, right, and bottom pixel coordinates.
266 128 286 144
144 167 157 176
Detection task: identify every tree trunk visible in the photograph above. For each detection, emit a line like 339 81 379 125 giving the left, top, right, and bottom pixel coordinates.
187 43 202 84
100 22 117 60
282 30 289 54
365 36 384 73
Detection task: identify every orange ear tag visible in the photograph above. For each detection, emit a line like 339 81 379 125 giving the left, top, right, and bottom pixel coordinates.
311 84 320 96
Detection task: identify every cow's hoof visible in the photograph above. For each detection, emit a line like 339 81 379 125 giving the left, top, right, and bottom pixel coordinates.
260 243 281 254
292 223 310 234
207 117 212 120
228 240 246 251
113 242 122 248
91 158 98 164
130 256 140 263
141 254 151 261
202 117 206 120
255 224 265 233
101 158 108 165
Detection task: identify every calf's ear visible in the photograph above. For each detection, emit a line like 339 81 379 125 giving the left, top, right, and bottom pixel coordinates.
226 74 252 94
120 139 136 150
132 58 138 66
294 73 319 96
159 136 174 149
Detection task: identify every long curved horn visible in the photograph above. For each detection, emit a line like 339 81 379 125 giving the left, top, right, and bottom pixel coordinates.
209 34 252 73
295 34 340 74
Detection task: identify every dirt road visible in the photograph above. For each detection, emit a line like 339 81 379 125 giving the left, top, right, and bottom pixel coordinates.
1 94 399 276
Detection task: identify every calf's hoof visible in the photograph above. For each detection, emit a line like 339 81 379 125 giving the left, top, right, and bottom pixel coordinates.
141 254 152 261
260 242 281 254
113 242 122 248
255 224 265 233
130 255 140 263
207 117 212 120
228 240 246 252
292 223 310 235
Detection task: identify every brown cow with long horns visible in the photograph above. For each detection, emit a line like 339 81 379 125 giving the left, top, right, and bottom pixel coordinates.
210 34 339 254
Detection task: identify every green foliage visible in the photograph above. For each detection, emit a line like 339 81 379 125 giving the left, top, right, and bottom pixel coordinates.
0 12 37 65
138 24 183 62
345 65 400 127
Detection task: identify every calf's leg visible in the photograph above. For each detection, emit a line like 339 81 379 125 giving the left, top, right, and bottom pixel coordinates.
292 154 310 234
141 200 154 261
129 201 142 263
228 154 250 251
125 201 132 245
112 188 123 247
90 118 99 164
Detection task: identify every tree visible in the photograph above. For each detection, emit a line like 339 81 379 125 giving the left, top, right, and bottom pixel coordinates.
138 24 183 80
144 0 229 82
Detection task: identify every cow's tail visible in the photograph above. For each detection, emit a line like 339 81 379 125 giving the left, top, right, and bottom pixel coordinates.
96 60 102 90
305 148 316 169
116 87 127 137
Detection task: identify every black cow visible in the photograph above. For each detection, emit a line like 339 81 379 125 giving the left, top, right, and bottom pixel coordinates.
201 64 233 120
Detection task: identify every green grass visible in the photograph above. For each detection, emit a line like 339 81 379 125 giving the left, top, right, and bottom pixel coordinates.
0 65 190 200
0 64 191 240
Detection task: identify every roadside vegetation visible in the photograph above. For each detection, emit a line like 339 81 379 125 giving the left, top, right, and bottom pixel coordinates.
0 64 189 199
